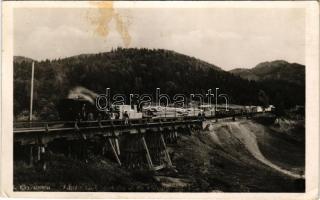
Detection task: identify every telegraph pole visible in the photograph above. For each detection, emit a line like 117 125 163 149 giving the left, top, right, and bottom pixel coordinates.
29 62 35 121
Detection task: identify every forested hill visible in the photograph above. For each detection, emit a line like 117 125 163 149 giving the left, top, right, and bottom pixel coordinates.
230 60 305 85
14 48 304 120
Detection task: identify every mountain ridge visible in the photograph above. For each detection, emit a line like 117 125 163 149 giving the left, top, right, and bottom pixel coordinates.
230 60 305 85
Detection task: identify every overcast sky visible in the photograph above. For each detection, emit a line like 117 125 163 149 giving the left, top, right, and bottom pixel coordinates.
14 7 305 70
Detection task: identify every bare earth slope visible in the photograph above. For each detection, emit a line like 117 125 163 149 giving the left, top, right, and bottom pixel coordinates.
209 121 304 178
173 118 304 192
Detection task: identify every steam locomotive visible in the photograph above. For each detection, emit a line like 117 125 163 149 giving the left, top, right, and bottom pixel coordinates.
56 98 142 121
57 98 102 121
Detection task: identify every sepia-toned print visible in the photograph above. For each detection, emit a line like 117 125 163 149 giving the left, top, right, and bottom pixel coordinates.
1 1 319 199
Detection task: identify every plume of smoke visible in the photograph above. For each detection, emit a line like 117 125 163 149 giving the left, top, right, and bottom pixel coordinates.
67 86 98 105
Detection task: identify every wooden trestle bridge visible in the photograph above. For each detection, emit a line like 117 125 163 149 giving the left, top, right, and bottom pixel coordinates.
14 113 255 171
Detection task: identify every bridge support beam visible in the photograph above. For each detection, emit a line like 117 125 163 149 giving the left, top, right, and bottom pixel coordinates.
35 135 47 171
160 133 172 167
38 145 47 171
115 138 120 156
29 145 34 167
107 137 122 166
141 136 153 169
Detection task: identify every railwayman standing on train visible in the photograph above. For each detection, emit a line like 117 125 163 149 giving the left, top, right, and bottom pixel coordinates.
123 111 129 125
81 104 87 120
198 110 206 121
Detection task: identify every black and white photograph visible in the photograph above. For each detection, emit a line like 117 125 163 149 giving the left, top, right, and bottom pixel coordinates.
1 1 319 198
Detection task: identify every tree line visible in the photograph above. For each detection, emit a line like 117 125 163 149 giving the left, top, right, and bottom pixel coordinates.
14 48 305 120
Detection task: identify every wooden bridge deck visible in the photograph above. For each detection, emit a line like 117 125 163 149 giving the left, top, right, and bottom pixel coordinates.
14 116 203 145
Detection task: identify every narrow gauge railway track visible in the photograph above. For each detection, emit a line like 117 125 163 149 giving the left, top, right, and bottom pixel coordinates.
14 112 257 133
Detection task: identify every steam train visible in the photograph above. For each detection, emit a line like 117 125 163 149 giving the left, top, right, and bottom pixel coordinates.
57 97 268 122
